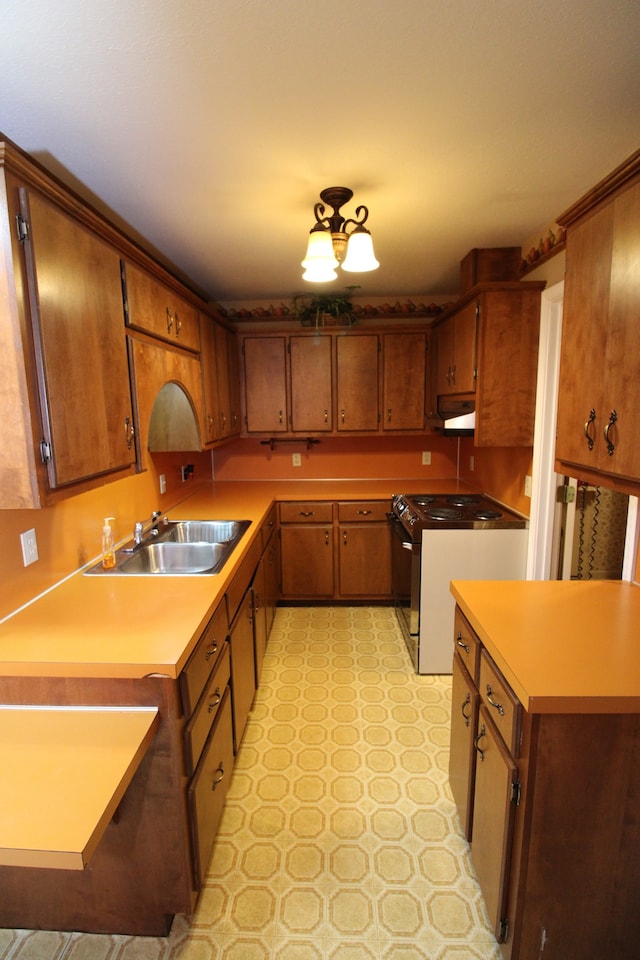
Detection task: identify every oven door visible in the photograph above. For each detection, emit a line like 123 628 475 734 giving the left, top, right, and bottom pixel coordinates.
388 514 421 669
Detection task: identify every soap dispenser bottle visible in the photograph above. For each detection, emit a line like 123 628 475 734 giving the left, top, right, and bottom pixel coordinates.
102 517 116 569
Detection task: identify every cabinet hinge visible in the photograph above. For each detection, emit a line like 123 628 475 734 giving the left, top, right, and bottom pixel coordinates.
557 484 576 504
511 780 521 805
499 918 510 942
40 439 52 464
16 214 29 243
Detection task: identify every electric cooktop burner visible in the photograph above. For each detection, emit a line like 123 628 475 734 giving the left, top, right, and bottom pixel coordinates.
424 506 464 521
390 492 527 535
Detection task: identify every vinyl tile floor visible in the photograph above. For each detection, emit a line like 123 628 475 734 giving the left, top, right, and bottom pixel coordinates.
1 606 501 960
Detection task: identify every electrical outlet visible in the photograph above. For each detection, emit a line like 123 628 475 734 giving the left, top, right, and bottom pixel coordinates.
525 474 532 497
421 451 431 466
469 455 475 471
292 453 302 467
159 473 167 494
20 528 38 566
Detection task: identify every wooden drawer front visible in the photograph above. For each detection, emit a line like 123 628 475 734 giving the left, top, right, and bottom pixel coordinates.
180 600 228 717
279 501 333 524
184 643 230 776
261 504 277 550
453 607 481 682
479 650 521 757
188 688 234 887
338 500 390 522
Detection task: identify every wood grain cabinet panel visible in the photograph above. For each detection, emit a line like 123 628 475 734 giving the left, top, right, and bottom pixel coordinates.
242 335 288 433
289 334 333 431
556 170 640 488
382 332 427 430
336 333 380 431
123 260 200 353
17 186 136 490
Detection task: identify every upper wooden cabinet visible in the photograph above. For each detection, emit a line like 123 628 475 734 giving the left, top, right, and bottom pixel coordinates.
242 336 288 434
202 316 241 443
336 333 380 432
555 152 640 490
122 260 200 354
433 282 544 447
239 328 427 437
289 334 333 432
435 302 477 397
0 144 138 507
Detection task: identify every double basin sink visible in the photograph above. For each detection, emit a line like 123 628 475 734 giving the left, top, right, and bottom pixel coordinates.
85 519 251 576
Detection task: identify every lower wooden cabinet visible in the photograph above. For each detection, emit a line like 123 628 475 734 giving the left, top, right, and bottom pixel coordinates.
279 500 392 601
229 588 257 752
188 687 234 887
449 603 640 958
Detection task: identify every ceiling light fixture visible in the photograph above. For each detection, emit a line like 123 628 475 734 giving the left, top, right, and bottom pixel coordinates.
301 186 380 283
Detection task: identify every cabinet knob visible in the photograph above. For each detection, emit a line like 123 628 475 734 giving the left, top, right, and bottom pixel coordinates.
456 632 470 654
474 723 486 762
324 530 330 545
175 312 182 336
343 530 348 545
461 692 472 727
486 683 505 716
166 307 174 333
207 688 222 713
324 408 328 423
583 408 596 450
604 409 617 456
211 762 225 791
124 416 135 450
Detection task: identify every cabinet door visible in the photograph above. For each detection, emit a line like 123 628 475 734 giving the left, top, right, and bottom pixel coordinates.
451 300 477 394
188 688 234 887
226 326 241 437
471 706 518 943
280 525 334 597
336 334 380 431
200 314 220 444
243 336 288 433
19 188 135 488
338 523 392 597
448 652 479 840
123 260 200 353
229 590 256 752
434 316 455 396
289 335 333 431
600 184 640 479
382 332 427 430
555 202 613 473
252 559 268 686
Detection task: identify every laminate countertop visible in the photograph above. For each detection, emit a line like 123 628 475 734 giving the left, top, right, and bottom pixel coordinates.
451 578 640 714
0 478 470 680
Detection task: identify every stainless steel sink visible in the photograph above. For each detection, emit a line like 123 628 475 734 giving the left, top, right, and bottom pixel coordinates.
158 519 250 544
118 542 228 575
84 518 251 575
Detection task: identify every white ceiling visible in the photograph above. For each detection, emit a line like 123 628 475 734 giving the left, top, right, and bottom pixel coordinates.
1 0 639 307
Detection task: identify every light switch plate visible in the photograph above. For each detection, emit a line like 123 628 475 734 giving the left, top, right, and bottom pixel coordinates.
20 528 38 566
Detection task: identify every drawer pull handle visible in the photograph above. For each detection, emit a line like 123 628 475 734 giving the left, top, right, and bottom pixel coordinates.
324 530 330 546
486 684 505 716
205 642 218 661
211 762 225 791
208 688 222 713
456 632 470 654
474 723 486 762
604 409 617 456
461 692 472 727
166 307 174 333
299 510 314 517
584 408 596 450
356 509 372 516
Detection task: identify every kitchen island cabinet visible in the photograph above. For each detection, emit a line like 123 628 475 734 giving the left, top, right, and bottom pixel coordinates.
449 579 640 960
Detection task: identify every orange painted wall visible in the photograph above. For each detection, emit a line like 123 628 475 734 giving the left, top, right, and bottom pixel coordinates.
0 450 212 621
457 437 533 517
212 435 458 482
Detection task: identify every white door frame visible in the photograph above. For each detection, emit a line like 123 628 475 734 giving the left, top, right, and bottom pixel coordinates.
527 280 640 582
526 281 564 580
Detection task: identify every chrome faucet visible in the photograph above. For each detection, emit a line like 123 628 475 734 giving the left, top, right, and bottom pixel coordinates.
133 511 162 545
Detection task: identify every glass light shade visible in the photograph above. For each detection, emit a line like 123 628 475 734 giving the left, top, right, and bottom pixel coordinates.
302 261 338 282
302 229 338 267
341 228 380 273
